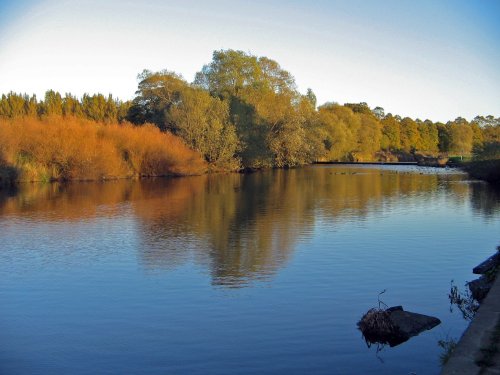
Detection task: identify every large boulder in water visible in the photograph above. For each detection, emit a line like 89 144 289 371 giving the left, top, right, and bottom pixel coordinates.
358 306 441 347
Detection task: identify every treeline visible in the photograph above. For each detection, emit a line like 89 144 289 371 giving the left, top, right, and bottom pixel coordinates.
318 104 499 162
1 49 499 178
0 90 131 123
125 50 499 166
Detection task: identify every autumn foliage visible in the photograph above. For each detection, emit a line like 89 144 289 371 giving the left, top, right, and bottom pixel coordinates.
1 49 499 176
0 116 206 183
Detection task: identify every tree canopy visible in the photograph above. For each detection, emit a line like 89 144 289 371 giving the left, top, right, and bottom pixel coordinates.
1 49 498 171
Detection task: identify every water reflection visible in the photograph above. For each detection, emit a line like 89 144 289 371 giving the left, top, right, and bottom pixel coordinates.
469 181 500 218
0 166 496 287
133 172 316 286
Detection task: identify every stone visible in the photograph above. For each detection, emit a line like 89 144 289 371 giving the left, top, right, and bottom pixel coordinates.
358 306 441 347
473 251 500 275
468 276 494 302
388 309 441 337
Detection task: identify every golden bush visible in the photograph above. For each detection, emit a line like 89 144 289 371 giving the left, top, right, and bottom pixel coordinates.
0 116 206 182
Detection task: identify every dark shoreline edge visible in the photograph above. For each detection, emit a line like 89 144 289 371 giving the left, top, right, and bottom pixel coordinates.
314 161 419 165
441 251 500 374
1 162 464 187
460 159 500 185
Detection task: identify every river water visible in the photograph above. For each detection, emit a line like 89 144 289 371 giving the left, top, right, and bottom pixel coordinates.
1 165 499 374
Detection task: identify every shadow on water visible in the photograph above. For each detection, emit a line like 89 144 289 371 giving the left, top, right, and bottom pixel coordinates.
469 181 500 218
0 166 495 287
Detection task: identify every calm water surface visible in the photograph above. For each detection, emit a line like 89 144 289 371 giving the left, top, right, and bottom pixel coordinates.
1 165 499 374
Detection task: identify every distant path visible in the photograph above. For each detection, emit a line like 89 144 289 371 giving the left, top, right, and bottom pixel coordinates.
441 274 500 374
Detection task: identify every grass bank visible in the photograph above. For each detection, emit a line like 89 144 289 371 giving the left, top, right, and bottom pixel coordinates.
0 116 206 184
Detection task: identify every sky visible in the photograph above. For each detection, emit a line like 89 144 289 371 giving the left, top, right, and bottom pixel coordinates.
0 0 499 122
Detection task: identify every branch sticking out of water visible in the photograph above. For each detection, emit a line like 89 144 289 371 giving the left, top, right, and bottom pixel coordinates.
378 289 388 310
448 280 479 321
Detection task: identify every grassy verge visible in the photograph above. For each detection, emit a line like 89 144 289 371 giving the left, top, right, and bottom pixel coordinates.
0 116 206 184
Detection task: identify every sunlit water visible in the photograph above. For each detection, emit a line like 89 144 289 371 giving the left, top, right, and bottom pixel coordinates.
1 165 499 374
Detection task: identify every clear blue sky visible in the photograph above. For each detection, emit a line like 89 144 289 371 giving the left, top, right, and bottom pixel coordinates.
0 0 499 122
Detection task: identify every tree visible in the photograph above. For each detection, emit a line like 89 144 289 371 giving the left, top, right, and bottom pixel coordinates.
117 101 132 123
482 123 500 143
344 102 372 115
24 94 38 117
62 93 83 118
470 121 484 150
195 50 297 99
127 69 187 130
400 117 420 152
380 115 401 151
194 50 260 98
356 114 382 157
128 69 240 168
306 88 317 109
418 120 439 153
372 106 385 120
194 49 315 168
41 90 63 116
437 122 450 152
317 104 360 161
0 92 28 118
471 115 500 128
447 120 473 156
82 94 108 122
169 87 240 169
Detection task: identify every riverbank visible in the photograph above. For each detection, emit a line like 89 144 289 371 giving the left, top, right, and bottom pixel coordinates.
460 159 500 185
0 116 206 185
441 252 500 374
315 161 418 165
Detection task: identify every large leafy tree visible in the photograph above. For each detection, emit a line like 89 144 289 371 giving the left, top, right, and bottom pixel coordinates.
356 114 382 157
129 69 240 168
62 93 83 118
169 88 240 169
127 70 186 131
0 92 27 118
418 120 439 152
447 119 473 155
194 49 321 168
400 117 420 152
380 114 401 151
41 90 63 116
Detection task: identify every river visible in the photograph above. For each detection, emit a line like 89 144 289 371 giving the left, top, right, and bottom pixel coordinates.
1 165 499 374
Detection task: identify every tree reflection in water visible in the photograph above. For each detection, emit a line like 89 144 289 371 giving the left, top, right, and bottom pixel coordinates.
0 166 493 287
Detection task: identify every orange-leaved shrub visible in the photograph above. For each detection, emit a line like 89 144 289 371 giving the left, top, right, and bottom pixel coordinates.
0 116 206 183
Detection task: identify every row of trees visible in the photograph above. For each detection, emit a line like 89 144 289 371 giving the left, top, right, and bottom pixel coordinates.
1 49 499 169
0 91 131 123
318 103 499 161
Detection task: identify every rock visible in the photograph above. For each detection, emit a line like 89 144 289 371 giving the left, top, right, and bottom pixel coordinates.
386 305 403 312
358 306 441 347
388 309 441 338
473 251 500 275
468 276 493 302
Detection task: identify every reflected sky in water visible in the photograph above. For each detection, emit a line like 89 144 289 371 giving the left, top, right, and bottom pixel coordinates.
0 166 499 374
